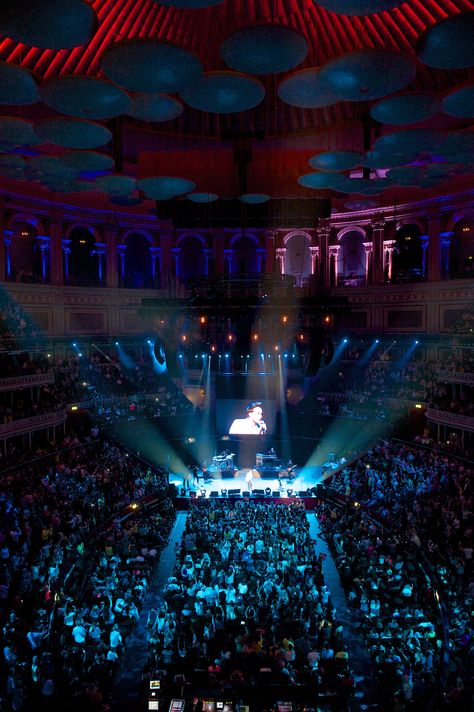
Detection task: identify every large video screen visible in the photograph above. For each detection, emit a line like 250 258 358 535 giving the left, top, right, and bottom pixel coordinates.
216 374 276 435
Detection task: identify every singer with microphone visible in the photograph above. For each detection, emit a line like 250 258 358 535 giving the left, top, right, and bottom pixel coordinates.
229 401 267 435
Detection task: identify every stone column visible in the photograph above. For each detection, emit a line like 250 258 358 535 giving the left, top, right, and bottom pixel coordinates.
316 219 331 287
363 241 373 285
256 248 266 273
223 249 233 274
0 204 5 281
203 248 213 277
105 224 118 288
309 246 320 277
160 231 174 292
117 245 126 285
328 244 341 287
440 231 454 279
4 230 13 280
62 239 72 284
275 247 286 275
383 239 397 282
171 247 181 278
37 236 51 282
426 214 442 282
372 218 385 284
420 236 429 279
49 220 64 285
150 247 161 286
264 230 276 273
95 243 107 284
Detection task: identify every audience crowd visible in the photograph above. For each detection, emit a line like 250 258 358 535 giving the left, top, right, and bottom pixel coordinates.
145 498 354 702
323 439 472 710
0 439 175 711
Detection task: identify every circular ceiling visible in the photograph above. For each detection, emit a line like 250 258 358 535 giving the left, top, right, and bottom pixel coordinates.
0 0 471 203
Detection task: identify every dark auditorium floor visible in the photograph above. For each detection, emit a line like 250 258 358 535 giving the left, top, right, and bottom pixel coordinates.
111 509 377 711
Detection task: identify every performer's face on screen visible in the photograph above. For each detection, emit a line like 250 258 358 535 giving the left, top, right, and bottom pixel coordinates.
248 405 263 424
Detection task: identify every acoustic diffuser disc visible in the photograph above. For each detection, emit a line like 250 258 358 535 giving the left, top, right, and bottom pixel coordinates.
417 12 474 70
318 49 416 102
34 118 112 149
442 81 474 118
221 25 308 75
0 62 39 105
40 76 130 120
314 1 404 15
370 92 440 126
309 151 365 172
0 0 98 50
180 71 265 113
101 39 203 94
127 94 183 122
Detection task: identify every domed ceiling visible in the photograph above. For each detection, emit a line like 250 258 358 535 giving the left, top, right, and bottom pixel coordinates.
0 0 473 207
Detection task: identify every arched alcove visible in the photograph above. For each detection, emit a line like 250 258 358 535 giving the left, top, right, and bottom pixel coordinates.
8 221 44 283
392 223 424 283
450 216 474 279
179 234 205 284
68 226 98 287
231 235 258 274
284 233 311 286
338 230 366 286
124 232 153 288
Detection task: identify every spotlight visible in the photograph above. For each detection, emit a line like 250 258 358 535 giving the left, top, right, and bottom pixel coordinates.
287 489 293 497
415 340 419 344
200 488 206 497
343 338 348 343
115 341 119 346
147 340 151 345
375 339 379 343
72 342 77 347
220 489 227 497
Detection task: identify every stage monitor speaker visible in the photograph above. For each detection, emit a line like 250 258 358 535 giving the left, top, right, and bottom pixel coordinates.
298 490 307 497
272 491 281 497
210 491 219 497
242 491 250 497
228 489 241 496
253 488 265 496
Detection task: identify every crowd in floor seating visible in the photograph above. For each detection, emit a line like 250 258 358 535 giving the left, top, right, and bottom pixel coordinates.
144 498 354 701
0 439 174 710
323 439 472 709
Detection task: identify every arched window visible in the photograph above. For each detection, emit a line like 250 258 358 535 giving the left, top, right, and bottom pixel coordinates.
450 217 474 279
124 233 153 288
284 233 311 286
338 231 366 286
68 227 98 286
9 221 44 283
179 235 205 284
231 235 258 274
392 224 424 283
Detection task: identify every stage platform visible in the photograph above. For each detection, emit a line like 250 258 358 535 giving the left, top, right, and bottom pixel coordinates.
170 465 324 499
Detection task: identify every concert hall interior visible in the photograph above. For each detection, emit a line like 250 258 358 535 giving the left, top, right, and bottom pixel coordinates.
0 2 473 712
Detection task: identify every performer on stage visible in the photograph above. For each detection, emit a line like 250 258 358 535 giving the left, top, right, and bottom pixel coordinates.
229 401 267 435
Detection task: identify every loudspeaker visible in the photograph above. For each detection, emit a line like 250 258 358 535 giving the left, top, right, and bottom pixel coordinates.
242 491 250 497
210 491 219 498
228 489 241 496
253 488 265 496
272 491 281 497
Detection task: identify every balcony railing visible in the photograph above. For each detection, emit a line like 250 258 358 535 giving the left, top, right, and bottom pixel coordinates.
0 410 67 439
426 407 474 432
0 372 55 392
436 370 474 385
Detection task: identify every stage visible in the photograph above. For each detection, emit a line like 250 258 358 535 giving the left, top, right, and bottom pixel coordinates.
170 465 324 499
